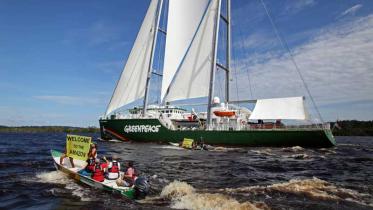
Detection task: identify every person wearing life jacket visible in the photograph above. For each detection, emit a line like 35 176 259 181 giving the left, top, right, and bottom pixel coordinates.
91 158 105 182
106 155 120 180
85 157 96 172
116 161 137 187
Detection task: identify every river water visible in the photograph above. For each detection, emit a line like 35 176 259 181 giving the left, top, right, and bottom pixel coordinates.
0 133 372 210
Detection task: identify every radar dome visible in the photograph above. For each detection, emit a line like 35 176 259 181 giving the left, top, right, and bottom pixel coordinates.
213 97 220 104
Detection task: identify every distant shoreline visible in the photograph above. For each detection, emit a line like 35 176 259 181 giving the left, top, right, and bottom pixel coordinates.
0 126 99 133
0 120 372 136
330 120 373 136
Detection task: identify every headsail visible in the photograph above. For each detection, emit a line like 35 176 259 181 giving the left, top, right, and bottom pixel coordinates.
249 96 309 120
106 0 159 116
163 0 220 103
161 0 211 101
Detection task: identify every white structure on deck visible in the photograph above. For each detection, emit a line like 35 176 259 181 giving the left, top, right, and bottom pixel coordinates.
249 96 308 120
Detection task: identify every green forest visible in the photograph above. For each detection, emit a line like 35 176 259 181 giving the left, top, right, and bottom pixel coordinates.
0 126 99 133
330 120 373 136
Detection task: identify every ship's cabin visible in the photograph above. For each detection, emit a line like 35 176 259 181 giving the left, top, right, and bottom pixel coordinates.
127 105 187 120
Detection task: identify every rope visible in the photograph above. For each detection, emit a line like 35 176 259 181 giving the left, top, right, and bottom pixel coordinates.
236 24 254 100
259 0 324 123
231 36 241 103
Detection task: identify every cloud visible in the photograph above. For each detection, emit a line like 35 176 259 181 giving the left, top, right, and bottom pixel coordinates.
96 60 124 74
33 95 103 106
232 1 267 27
234 33 277 51
63 20 128 50
340 4 363 18
284 0 316 14
231 15 373 120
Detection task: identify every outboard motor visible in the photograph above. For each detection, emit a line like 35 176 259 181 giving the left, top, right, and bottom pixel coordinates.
134 177 150 199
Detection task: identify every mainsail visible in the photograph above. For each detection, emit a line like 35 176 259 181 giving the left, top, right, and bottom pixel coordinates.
163 0 220 103
106 0 159 116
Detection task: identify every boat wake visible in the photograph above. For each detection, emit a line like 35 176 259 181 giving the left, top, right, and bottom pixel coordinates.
142 180 269 210
155 145 185 150
223 177 373 207
35 171 70 184
33 171 94 201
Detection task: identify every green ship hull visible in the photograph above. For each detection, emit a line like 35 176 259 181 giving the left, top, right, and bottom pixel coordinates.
99 118 336 147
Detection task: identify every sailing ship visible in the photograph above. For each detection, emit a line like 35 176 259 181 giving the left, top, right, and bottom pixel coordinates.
99 0 336 147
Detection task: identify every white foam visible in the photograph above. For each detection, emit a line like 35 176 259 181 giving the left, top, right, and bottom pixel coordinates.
160 180 268 210
250 149 274 156
65 182 95 201
223 177 373 207
35 171 70 184
35 171 94 201
157 145 185 150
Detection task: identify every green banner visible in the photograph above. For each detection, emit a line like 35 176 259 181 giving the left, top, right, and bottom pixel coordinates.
66 134 92 160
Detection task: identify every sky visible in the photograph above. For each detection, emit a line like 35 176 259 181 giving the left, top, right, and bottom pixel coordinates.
0 0 372 127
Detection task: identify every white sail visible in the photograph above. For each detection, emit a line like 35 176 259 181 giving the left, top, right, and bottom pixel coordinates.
161 0 211 101
163 0 219 103
249 96 309 120
106 0 159 116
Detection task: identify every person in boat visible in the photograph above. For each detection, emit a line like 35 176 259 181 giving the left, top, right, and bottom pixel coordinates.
85 157 96 172
105 155 121 180
192 140 198 149
80 156 106 176
77 144 98 176
59 148 75 168
196 137 208 150
91 158 105 182
116 161 137 187
88 142 97 159
78 156 95 176
275 119 284 128
101 156 109 171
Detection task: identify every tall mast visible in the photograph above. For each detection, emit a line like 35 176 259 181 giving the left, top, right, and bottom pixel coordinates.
143 0 164 116
226 0 231 103
207 0 222 129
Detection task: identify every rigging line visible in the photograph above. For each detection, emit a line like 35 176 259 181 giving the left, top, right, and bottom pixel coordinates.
259 0 324 123
230 18 241 104
236 22 254 100
232 47 240 103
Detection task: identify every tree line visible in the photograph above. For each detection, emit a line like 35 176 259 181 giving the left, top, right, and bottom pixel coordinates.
330 120 373 136
0 126 100 133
